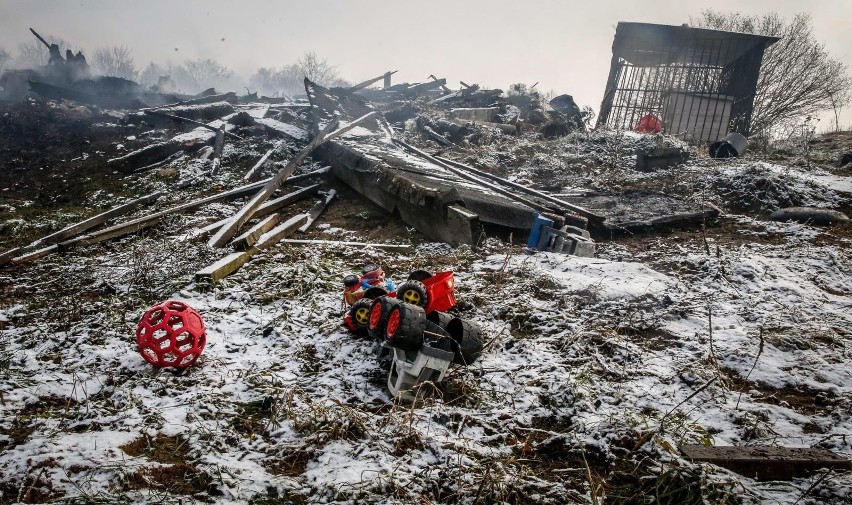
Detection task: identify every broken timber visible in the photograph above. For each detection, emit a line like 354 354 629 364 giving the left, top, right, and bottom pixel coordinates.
196 213 309 283
142 109 244 141
680 445 852 481
349 71 398 92
210 124 226 176
298 190 337 232
242 140 284 182
281 239 411 251
208 111 378 248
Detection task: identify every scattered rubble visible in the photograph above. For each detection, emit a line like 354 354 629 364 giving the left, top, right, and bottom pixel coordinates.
0 24 851 505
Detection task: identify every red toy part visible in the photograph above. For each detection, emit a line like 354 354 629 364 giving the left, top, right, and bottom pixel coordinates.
421 271 456 313
635 114 663 134
136 300 206 369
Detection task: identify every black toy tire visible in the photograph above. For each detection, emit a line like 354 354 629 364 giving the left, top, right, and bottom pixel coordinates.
445 318 484 365
385 303 426 351
426 310 454 329
349 298 373 329
396 280 428 308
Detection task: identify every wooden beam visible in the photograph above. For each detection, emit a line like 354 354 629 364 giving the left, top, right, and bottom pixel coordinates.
349 70 398 92
208 111 378 248
11 245 59 264
281 239 411 251
298 190 337 232
681 445 852 481
433 155 603 224
0 247 23 267
32 192 162 246
209 124 226 176
191 177 324 239
143 109 244 141
242 140 284 182
195 213 308 283
231 214 282 250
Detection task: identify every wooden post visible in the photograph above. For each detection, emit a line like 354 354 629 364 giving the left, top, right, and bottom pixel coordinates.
210 124 226 176
298 190 337 232
208 111 378 248
242 140 284 182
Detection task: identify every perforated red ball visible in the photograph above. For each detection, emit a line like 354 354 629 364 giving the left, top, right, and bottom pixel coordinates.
136 300 206 369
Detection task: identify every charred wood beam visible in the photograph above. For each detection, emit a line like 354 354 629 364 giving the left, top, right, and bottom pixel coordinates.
402 79 446 97
208 111 378 248
281 239 411 251
298 189 337 232
433 155 603 225
142 109 244 140
349 70 398 92
147 92 238 109
32 192 163 246
242 140 284 182
127 101 236 126
393 139 598 225
209 125 226 176
192 182 322 239
195 213 309 283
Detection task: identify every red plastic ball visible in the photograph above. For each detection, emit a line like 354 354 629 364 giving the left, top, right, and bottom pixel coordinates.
136 300 206 369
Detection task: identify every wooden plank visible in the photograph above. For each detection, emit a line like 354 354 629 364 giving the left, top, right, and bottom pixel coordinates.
210 124 226 176
254 117 309 142
232 214 282 250
208 111 378 248
195 213 308 283
254 214 309 250
194 251 256 284
433 154 603 224
0 247 23 266
142 109 244 140
190 178 324 239
281 239 411 251
64 178 272 249
242 140 284 182
681 445 852 481
33 192 163 246
349 70 398 92
11 245 59 264
298 190 337 232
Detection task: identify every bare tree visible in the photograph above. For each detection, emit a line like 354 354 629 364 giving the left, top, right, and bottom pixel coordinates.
91 45 137 80
183 58 236 92
298 51 339 86
0 47 10 73
693 11 851 134
248 64 302 97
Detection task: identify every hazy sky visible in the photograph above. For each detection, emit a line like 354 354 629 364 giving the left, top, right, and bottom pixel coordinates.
1 0 850 128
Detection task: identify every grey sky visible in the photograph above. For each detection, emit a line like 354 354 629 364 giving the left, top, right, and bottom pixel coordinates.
1 0 850 129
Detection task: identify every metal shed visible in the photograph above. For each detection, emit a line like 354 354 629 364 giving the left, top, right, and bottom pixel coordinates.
596 22 778 143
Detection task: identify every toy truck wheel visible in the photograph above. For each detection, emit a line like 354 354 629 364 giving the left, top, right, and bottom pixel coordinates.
396 280 428 308
426 310 454 329
369 296 400 339
445 318 484 365
385 303 426 351
349 298 373 329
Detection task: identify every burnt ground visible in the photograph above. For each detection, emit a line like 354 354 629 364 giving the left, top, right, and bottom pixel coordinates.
1 98 852 504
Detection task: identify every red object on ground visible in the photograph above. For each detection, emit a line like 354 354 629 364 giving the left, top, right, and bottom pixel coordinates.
420 271 456 313
635 114 663 133
136 300 207 368
343 270 457 331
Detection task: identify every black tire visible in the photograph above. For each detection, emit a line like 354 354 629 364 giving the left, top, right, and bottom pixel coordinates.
423 320 454 353
349 298 373 329
426 310 454 329
396 280 428 308
445 318 484 365
385 303 426 351
343 274 360 288
407 270 433 282
369 296 400 339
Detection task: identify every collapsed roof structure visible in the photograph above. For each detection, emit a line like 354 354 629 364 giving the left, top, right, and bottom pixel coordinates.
596 22 778 143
